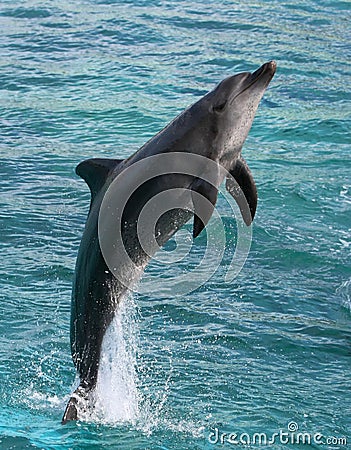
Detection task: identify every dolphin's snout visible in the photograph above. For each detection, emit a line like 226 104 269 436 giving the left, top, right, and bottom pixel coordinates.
265 60 277 74
249 60 277 86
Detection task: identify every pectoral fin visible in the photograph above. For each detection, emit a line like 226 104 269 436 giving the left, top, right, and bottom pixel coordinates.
191 178 219 238
225 157 257 226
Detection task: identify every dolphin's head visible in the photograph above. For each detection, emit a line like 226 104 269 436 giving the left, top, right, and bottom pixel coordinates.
203 61 276 167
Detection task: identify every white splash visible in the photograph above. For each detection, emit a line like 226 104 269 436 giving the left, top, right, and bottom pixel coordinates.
66 291 199 437
338 278 351 313
92 293 140 424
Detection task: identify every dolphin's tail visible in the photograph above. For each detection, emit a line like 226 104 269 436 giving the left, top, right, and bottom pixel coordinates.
61 395 78 424
61 383 91 424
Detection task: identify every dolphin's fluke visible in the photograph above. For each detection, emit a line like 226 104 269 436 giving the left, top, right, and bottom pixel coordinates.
226 157 257 226
191 178 219 238
62 384 90 425
61 395 78 424
76 158 124 202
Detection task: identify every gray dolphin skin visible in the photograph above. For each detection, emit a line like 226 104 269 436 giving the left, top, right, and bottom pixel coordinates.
62 61 276 423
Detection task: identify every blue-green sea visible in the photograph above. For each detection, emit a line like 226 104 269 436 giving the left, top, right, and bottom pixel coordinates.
0 0 350 448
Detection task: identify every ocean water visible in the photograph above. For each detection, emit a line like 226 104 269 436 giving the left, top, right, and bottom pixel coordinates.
0 0 350 448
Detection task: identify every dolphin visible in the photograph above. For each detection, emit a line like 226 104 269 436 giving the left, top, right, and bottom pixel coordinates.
62 61 276 423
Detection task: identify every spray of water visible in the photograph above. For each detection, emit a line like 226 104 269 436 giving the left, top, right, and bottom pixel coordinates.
60 289 203 438
90 293 140 425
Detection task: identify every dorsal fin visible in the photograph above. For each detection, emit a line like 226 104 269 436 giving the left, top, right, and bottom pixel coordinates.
76 158 124 202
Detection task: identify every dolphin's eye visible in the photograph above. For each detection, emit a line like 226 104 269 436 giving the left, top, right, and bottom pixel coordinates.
213 101 227 113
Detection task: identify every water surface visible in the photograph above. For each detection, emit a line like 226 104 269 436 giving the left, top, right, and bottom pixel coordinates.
0 0 350 448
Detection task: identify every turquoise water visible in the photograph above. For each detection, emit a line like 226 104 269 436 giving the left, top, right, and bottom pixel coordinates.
0 0 350 448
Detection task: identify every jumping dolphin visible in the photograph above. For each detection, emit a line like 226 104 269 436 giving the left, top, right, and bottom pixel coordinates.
62 61 276 423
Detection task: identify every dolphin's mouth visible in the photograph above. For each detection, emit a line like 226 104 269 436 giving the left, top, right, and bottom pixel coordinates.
249 60 276 86
228 60 276 105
